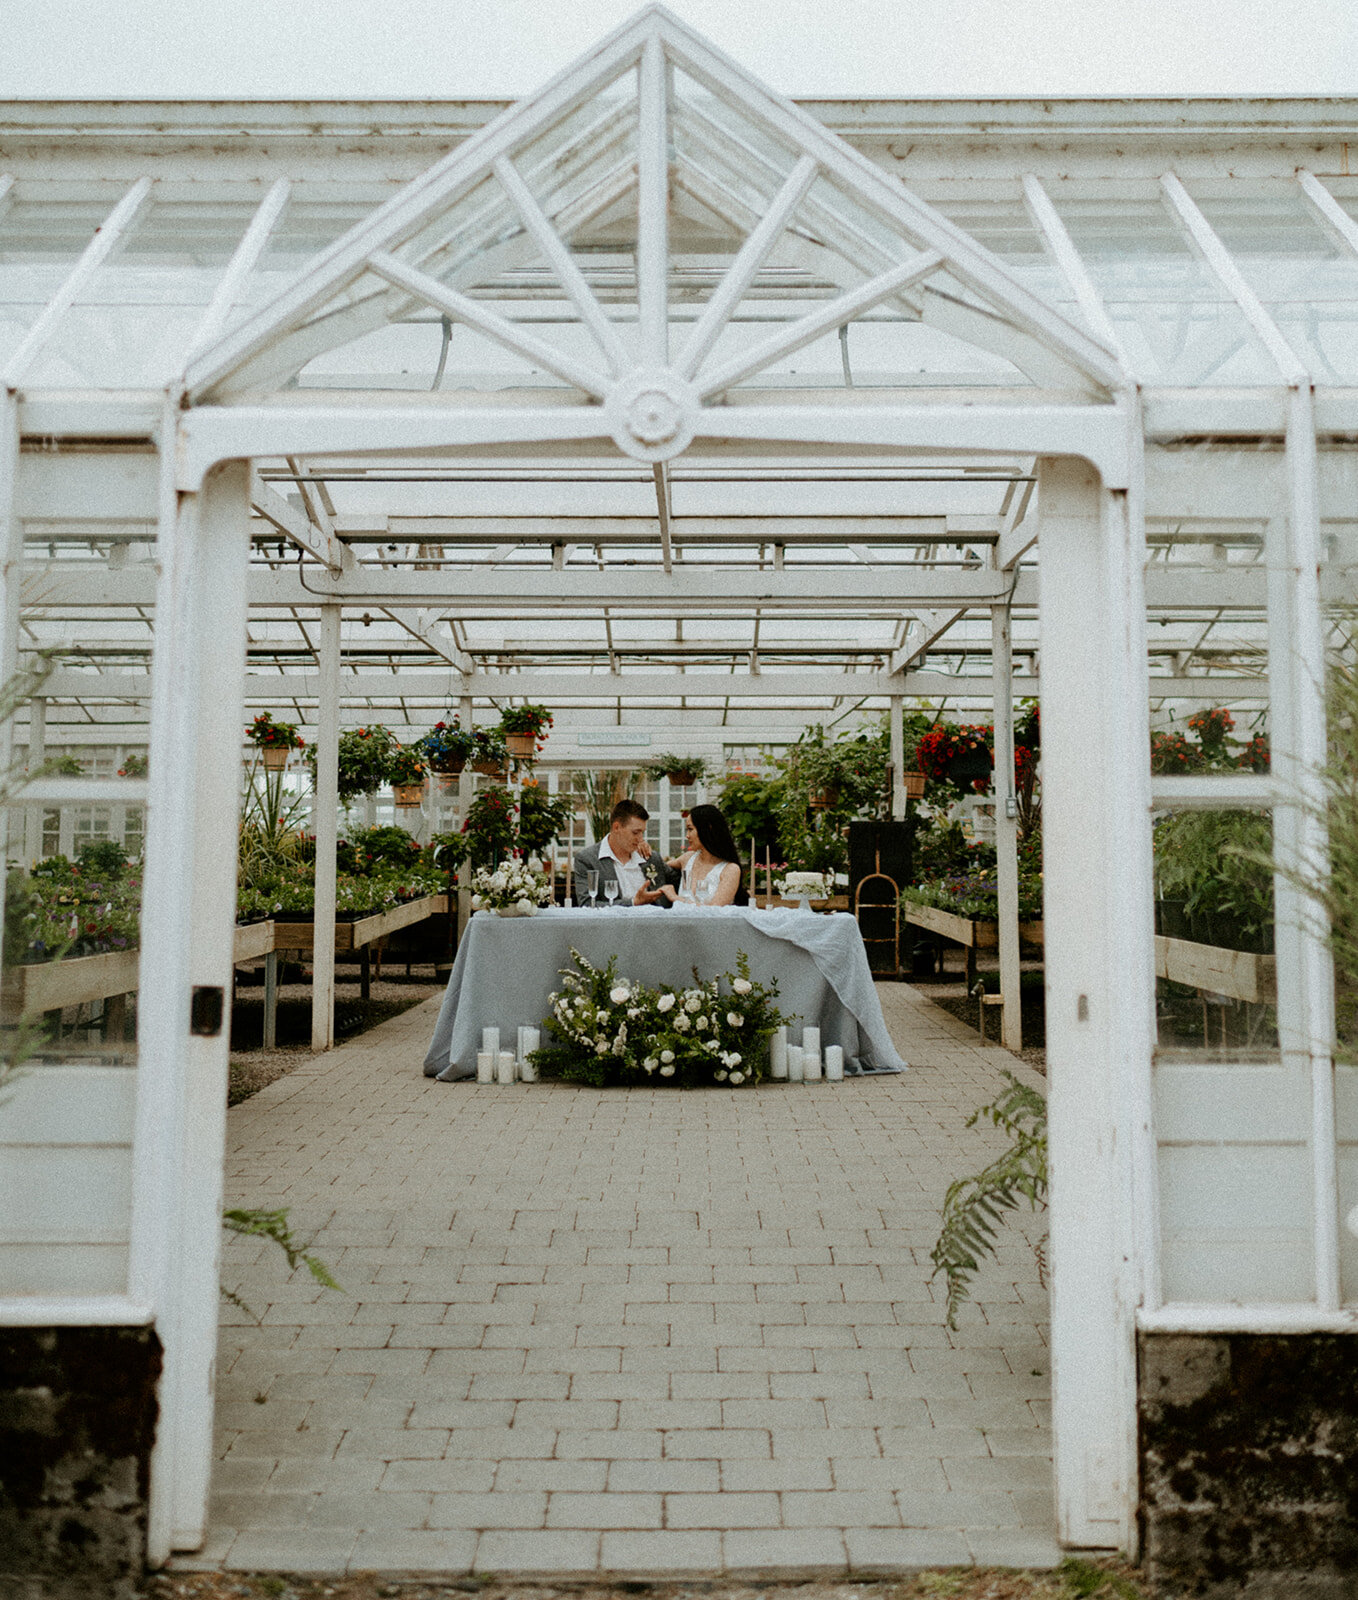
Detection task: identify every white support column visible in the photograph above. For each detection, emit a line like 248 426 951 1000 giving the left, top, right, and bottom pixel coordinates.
991 605 1022 1051
889 694 905 823
456 693 474 942
1274 386 1339 1308
312 604 341 1053
134 450 253 1560
0 391 17 911
24 695 46 864
1038 452 1154 1553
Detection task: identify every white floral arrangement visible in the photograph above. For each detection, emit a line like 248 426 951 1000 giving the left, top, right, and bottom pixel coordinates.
470 859 553 914
532 948 792 1088
776 870 830 899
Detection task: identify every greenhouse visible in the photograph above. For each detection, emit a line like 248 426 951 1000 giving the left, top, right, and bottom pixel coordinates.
1 6 1356 1592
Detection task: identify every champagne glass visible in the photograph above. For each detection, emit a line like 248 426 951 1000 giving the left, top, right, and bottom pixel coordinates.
586 869 599 909
604 879 619 909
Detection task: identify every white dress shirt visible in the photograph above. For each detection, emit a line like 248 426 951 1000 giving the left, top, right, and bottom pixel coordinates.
598 836 647 903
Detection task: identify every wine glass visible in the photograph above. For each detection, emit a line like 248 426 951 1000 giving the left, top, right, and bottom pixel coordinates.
586 869 599 909
604 879 619 909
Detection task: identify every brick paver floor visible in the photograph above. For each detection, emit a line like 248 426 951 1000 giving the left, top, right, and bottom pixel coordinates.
187 981 1054 1578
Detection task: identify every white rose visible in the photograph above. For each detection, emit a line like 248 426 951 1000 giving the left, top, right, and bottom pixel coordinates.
715 1070 728 1081
516 898 533 913
727 1012 742 1027
595 1041 609 1055
657 993 675 1013
643 1057 658 1072
729 1071 745 1085
675 1015 690 1032
695 1015 708 1030
660 1049 674 1063
471 894 483 908
732 978 752 994
684 995 702 1014
659 1064 675 1077
610 985 630 1004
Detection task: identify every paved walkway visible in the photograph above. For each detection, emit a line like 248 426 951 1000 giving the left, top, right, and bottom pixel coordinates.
186 982 1054 1579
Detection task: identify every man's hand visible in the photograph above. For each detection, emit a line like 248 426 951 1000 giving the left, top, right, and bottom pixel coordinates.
634 883 667 905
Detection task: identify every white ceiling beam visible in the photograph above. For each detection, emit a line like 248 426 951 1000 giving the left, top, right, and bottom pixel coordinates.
378 607 472 673
185 178 291 363
1296 170 1358 259
1160 172 1309 386
653 463 674 573
1021 174 1129 373
636 33 670 367
994 471 1038 571
887 607 968 672
2 178 153 388
367 250 611 399
248 470 353 575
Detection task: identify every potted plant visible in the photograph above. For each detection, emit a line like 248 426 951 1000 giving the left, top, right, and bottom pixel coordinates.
247 711 305 772
387 744 427 808
516 779 574 857
498 703 553 759
117 751 149 779
304 725 398 802
471 727 509 778
644 753 709 788
462 785 518 867
916 721 993 792
418 718 476 779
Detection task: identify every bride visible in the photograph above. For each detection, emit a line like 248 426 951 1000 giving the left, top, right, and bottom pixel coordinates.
637 803 744 908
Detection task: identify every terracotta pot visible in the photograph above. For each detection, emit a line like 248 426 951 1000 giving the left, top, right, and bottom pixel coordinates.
505 732 538 758
392 782 424 807
901 770 926 800
260 746 289 771
472 759 508 778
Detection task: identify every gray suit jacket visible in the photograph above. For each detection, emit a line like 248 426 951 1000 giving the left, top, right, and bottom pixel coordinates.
573 842 678 905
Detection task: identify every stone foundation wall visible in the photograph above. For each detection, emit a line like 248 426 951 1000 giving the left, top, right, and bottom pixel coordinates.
0 1326 161 1600
1139 1331 1358 1599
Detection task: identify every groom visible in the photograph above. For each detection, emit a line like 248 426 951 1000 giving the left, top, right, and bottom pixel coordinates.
574 798 677 907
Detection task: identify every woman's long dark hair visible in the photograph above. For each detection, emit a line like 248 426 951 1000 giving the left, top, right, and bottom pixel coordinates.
688 803 741 865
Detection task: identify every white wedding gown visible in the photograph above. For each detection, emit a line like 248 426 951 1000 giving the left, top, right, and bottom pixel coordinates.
676 855 733 905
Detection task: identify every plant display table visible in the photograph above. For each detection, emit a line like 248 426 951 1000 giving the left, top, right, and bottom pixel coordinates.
1154 934 1276 1005
902 904 1045 987
2 894 450 1047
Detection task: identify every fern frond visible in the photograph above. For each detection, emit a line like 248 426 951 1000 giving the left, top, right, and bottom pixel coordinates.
932 1070 1048 1328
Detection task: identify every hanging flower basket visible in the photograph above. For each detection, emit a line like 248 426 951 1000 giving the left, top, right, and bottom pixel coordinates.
946 749 993 785
393 782 425 808
666 766 698 788
473 757 508 778
505 732 538 759
261 746 290 772
432 754 466 776
901 770 926 800
808 785 840 810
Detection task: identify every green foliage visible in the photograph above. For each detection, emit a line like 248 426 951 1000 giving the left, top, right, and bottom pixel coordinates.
516 782 574 855
386 743 427 786
463 785 518 867
498 702 553 737
6 856 141 963
903 833 1044 921
643 752 710 784
1057 1556 1144 1598
418 717 476 768
76 839 129 878
575 768 640 845
117 751 149 778
429 830 470 871
308 725 399 801
221 1206 340 1321
717 771 785 856
1154 809 1274 951
340 825 423 872
931 1070 1048 1329
246 710 303 750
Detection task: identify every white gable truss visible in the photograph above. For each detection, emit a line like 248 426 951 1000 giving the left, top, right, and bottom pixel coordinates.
180 5 1126 480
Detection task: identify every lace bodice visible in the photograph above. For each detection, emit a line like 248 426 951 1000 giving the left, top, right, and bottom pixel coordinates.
677 855 731 905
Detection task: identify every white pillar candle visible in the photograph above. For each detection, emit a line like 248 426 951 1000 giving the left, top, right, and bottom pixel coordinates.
824 1045 844 1081
801 1025 820 1059
476 1051 495 1084
769 1026 788 1080
481 1025 500 1056
496 1049 516 1085
518 1026 541 1082
803 1047 823 1081
786 1044 805 1083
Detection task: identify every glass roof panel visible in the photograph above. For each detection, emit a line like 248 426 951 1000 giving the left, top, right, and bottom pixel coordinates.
1046 191 1283 384
1188 184 1358 383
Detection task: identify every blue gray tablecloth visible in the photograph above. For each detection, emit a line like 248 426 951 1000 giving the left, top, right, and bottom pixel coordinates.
422 905 906 1081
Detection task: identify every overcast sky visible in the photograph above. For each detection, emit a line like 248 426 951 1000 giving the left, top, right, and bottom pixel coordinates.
5 0 1358 100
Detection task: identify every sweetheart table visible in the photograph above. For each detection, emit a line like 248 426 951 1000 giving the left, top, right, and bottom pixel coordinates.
421 904 906 1082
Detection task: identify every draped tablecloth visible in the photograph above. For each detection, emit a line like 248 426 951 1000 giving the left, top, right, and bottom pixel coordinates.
422 905 906 1081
